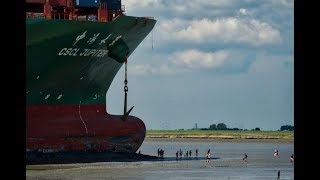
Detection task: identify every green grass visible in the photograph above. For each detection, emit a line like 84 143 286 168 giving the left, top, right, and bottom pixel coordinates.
146 129 293 139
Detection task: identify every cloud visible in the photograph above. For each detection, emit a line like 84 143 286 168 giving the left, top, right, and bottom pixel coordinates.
124 0 236 10
237 8 254 16
130 49 254 76
123 0 292 21
158 17 282 46
239 8 248 15
171 49 229 69
124 0 284 47
130 49 230 75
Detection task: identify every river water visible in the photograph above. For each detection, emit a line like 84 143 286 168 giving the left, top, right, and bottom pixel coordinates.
26 138 294 179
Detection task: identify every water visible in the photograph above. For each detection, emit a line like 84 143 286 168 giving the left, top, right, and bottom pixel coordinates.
26 139 294 179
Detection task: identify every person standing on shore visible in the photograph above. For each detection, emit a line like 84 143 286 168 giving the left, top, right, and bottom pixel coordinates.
176 151 179 160
274 149 279 158
160 149 164 158
206 149 211 163
196 149 198 159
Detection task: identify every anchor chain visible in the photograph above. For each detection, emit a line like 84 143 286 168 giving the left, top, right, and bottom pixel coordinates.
123 58 128 115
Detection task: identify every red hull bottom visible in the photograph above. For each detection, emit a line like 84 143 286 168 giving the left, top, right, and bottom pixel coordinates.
26 104 146 153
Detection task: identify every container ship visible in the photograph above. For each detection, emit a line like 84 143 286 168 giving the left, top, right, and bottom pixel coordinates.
26 0 156 164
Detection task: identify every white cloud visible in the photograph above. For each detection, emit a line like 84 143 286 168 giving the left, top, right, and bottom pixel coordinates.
123 0 164 9
122 0 250 19
123 0 236 10
171 49 229 69
237 8 253 16
124 0 284 47
158 17 282 46
130 49 230 75
239 8 247 15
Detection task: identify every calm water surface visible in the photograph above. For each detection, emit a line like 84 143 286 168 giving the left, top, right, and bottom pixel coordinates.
26 139 294 180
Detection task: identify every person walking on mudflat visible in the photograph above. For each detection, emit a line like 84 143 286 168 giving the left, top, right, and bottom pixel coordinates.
243 153 248 163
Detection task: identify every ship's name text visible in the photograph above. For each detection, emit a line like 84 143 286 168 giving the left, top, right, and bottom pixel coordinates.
57 48 109 57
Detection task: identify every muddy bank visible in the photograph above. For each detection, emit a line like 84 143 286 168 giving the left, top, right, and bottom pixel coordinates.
26 151 159 165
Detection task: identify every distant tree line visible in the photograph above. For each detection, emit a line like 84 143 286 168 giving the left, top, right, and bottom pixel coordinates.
207 123 261 131
190 123 293 131
192 123 260 131
280 125 294 131
208 123 227 130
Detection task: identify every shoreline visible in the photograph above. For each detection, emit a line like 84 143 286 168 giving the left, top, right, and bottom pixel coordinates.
145 137 293 143
145 130 293 142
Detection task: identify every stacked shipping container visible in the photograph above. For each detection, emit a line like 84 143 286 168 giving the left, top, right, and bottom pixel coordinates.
102 0 121 10
73 0 99 8
26 0 122 10
26 0 123 21
49 0 67 6
26 0 46 3
72 0 121 10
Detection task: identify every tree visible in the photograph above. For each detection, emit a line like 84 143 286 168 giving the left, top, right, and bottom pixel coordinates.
255 127 261 131
209 124 217 130
217 123 227 130
280 125 294 131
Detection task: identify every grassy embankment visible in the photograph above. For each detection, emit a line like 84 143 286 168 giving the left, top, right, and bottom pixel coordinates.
146 130 293 140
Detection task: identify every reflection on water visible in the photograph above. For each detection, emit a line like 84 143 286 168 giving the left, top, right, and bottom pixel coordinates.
26 139 294 180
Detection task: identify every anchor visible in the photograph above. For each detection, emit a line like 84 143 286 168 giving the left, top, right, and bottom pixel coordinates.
121 56 134 121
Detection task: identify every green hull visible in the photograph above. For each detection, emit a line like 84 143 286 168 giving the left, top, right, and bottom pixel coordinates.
26 16 156 105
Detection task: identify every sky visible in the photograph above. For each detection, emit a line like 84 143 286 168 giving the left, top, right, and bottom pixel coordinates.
106 0 294 131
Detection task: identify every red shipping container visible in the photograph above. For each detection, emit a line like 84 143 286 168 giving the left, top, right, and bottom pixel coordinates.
26 0 46 4
49 0 67 6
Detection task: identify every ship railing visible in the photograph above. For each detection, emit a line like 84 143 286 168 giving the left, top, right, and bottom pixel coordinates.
51 13 70 20
51 13 61 19
26 12 45 19
26 12 107 22
72 15 78 20
78 15 88 21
